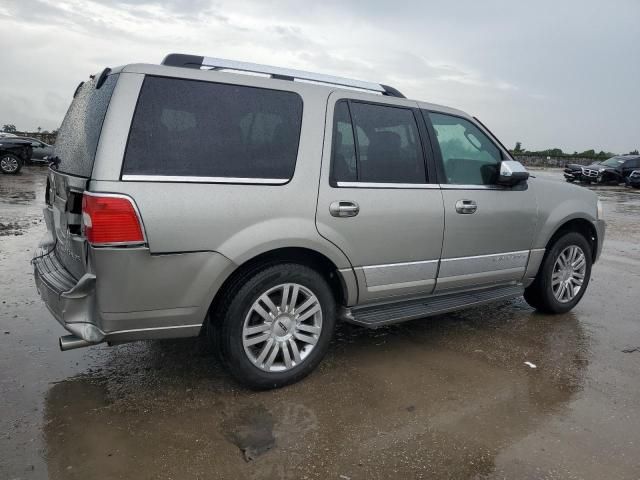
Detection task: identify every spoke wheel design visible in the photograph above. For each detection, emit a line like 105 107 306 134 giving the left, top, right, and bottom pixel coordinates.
1 155 19 173
242 283 323 372
551 245 586 303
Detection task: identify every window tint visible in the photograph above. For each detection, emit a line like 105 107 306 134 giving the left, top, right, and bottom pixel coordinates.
331 102 357 182
427 112 502 185
331 101 426 184
123 76 303 180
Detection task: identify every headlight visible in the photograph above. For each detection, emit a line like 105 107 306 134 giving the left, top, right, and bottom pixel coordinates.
597 199 604 220
598 168 606 172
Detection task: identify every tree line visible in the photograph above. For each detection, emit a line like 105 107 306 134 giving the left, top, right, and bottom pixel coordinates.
511 141 638 159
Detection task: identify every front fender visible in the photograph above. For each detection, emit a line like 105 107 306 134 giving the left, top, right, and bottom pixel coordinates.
530 177 599 250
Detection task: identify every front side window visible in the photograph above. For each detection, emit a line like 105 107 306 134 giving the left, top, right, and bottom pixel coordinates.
601 157 625 167
331 101 426 184
426 112 502 185
123 76 303 181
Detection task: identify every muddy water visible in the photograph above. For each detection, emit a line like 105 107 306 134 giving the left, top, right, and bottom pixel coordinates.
1 168 639 479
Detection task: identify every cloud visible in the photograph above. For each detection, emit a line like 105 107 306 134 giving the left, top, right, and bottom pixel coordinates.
1 0 639 152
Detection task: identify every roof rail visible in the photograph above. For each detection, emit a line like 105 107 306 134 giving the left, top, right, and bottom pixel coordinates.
161 53 406 98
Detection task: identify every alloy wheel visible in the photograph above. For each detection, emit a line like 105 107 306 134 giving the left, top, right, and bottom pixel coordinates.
242 283 323 372
1 155 19 173
551 245 586 303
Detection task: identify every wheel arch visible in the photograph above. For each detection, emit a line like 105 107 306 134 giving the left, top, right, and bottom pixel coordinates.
545 217 598 262
206 246 356 329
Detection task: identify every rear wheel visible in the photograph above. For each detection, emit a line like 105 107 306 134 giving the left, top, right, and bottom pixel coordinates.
0 153 22 174
524 232 592 314
211 263 336 389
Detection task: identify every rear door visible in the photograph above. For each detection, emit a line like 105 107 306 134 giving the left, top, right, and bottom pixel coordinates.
423 110 538 292
45 73 119 279
316 93 445 303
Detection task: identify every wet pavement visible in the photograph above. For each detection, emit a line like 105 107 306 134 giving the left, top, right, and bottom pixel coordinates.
1 166 639 479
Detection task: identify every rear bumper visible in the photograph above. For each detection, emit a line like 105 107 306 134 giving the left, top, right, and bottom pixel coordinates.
33 238 104 344
33 236 236 346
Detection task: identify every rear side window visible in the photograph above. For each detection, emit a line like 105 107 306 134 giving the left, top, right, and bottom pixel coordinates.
123 76 303 181
54 74 119 177
331 100 426 184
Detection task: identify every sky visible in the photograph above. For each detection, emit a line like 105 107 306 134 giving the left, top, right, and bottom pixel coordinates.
1 0 638 153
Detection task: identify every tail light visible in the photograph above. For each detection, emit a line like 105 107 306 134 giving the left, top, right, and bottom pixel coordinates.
82 192 145 246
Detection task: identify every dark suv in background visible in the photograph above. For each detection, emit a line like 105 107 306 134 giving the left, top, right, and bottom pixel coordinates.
564 155 640 184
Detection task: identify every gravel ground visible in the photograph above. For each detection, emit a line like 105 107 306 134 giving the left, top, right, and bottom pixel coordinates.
1 166 639 479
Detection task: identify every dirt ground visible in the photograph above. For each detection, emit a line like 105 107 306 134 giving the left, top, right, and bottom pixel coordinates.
1 166 639 479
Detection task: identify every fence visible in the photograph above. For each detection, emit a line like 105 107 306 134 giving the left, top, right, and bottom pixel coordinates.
8 131 58 145
513 154 599 168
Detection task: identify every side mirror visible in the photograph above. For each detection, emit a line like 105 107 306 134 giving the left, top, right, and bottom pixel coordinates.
497 160 529 186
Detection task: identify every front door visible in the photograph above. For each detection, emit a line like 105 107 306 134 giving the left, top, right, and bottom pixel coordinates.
423 110 538 292
316 93 445 303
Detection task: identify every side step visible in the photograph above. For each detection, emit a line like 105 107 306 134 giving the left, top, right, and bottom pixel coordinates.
343 284 524 328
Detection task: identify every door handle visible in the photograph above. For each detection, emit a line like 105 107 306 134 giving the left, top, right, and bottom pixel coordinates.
330 201 360 217
455 199 477 214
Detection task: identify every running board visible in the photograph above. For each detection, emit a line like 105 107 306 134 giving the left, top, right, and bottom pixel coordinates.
342 284 524 328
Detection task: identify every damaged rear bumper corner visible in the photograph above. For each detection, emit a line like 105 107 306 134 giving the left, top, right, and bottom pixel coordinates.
32 244 105 346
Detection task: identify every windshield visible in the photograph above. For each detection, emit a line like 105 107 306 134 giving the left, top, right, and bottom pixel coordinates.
53 73 118 177
601 157 625 167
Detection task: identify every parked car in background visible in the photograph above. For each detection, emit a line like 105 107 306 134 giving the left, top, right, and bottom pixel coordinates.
564 155 640 184
0 138 32 174
21 137 54 162
625 170 640 189
33 54 605 389
0 132 18 138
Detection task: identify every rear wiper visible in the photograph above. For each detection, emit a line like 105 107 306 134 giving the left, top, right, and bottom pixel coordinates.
48 156 61 170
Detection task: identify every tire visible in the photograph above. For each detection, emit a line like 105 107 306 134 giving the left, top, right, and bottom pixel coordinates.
211 263 336 389
0 153 22 174
524 232 592 314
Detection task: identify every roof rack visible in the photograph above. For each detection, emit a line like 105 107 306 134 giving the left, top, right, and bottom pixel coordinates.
161 53 406 98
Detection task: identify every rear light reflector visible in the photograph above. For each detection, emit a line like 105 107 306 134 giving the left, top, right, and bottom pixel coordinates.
82 192 145 246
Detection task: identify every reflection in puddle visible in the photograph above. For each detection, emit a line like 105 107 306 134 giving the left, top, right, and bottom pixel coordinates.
44 300 589 479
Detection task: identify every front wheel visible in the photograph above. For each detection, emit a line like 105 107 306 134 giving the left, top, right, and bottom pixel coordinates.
524 232 592 314
212 263 336 389
0 153 22 174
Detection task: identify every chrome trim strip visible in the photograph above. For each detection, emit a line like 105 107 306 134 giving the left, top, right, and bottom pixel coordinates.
336 181 440 189
122 175 289 184
441 250 530 263
439 184 508 190
439 250 530 278
335 182 512 190
362 259 439 288
362 259 439 270
105 324 203 336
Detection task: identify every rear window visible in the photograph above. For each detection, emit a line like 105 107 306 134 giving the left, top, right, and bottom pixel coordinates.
122 76 303 181
54 74 119 177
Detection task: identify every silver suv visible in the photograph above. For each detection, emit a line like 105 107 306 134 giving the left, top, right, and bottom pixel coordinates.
33 54 605 389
